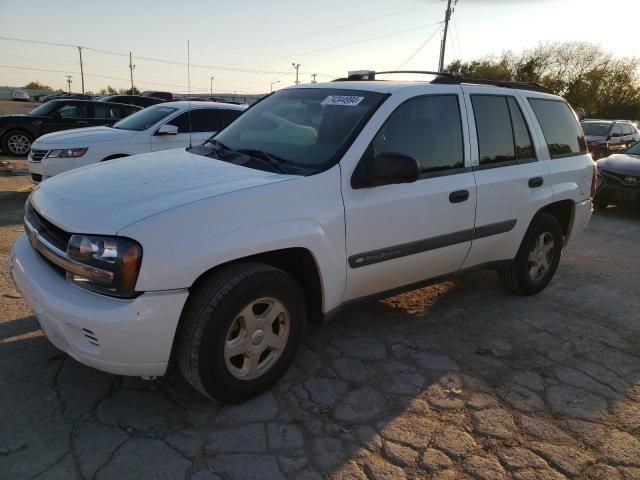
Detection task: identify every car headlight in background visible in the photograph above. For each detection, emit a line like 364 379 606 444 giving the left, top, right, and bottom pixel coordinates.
46 147 88 159
66 235 142 298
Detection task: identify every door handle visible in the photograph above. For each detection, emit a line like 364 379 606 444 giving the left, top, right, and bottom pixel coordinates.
449 190 470 203
528 177 544 188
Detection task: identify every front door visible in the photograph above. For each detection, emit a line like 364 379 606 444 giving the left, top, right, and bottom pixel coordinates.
342 92 477 302
43 101 92 134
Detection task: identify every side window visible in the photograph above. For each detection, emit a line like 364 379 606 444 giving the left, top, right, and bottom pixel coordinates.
528 98 587 158
507 97 536 161
55 103 89 119
622 124 633 135
611 123 624 137
370 95 464 174
167 112 190 133
221 109 243 127
471 95 536 166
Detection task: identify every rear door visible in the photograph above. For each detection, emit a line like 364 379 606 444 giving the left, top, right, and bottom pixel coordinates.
150 108 223 151
461 88 553 268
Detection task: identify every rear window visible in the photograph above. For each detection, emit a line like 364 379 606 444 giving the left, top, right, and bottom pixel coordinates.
528 99 587 158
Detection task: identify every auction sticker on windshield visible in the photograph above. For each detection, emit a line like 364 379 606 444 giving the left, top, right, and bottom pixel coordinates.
321 95 365 106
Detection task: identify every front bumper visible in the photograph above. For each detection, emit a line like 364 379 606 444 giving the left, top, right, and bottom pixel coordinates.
9 234 189 376
595 170 640 206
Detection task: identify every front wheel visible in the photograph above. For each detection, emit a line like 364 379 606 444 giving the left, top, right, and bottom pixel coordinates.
498 213 563 295
2 130 33 157
176 262 306 403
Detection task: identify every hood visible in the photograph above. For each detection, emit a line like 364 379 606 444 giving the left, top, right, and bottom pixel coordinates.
29 148 295 234
34 126 137 145
585 135 607 144
597 153 640 175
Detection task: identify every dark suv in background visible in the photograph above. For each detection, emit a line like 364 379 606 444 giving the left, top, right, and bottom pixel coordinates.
0 99 141 156
581 119 640 159
139 91 174 102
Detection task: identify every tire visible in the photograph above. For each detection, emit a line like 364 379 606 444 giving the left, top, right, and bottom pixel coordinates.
498 213 563 295
2 130 33 157
176 262 306 403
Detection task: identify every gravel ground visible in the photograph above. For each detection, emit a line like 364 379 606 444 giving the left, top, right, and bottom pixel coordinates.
1 165 639 480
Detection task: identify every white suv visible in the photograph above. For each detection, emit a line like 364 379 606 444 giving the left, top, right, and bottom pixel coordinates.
10 71 594 403
27 101 246 183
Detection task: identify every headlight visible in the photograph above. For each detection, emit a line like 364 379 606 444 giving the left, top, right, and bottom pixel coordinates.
47 147 88 158
66 235 142 298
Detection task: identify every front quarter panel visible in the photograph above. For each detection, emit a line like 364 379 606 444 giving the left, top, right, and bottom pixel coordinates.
118 166 347 313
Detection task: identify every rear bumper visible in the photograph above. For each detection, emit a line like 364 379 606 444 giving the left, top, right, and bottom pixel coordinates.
9 234 189 376
567 198 592 243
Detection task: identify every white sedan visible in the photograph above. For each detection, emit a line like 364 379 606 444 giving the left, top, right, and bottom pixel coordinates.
27 101 246 183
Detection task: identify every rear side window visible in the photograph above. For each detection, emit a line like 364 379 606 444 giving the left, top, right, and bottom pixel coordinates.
369 94 464 175
221 109 243 127
528 98 587 158
471 95 535 166
169 110 223 133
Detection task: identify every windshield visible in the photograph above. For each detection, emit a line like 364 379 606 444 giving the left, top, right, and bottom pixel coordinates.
207 88 386 171
625 142 640 155
581 122 611 137
29 102 58 116
113 105 178 131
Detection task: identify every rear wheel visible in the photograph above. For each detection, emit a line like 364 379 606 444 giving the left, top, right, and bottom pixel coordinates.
2 130 33 157
498 213 563 295
176 262 306 403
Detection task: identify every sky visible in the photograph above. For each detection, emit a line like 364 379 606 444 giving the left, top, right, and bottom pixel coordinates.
0 0 638 95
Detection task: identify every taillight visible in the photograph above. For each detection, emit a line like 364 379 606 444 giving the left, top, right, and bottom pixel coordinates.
591 163 598 198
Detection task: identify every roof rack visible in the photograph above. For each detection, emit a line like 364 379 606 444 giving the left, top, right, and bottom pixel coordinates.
332 70 553 94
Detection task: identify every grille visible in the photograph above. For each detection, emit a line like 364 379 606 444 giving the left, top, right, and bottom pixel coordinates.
30 173 42 183
25 203 71 253
30 149 49 162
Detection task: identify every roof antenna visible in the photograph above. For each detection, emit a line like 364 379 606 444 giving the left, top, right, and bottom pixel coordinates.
187 39 192 149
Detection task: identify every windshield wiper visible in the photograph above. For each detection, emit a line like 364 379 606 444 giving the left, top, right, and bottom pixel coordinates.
237 149 288 173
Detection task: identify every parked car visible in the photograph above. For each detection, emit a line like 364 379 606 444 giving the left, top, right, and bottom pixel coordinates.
581 120 640 159
10 72 594 402
0 100 141 156
98 95 165 108
12 89 30 102
594 141 640 208
140 91 174 102
27 101 246 182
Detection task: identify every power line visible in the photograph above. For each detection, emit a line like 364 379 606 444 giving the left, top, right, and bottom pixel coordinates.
198 4 435 54
222 22 444 68
393 25 443 71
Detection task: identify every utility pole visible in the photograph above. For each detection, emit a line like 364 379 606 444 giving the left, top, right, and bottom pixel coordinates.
438 0 455 72
78 47 85 94
210 76 215 96
311 74 317 83
65 75 73 93
129 52 136 94
291 62 300 85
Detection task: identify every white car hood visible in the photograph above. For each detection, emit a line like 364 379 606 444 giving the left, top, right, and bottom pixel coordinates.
30 148 294 234
35 126 137 145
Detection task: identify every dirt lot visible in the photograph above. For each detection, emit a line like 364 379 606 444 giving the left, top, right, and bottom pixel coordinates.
1 165 639 480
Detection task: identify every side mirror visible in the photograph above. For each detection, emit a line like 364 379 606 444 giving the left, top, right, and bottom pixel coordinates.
156 124 178 136
353 152 420 188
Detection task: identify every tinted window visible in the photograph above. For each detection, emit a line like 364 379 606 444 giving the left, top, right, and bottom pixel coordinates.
581 122 612 137
113 105 178 131
528 99 587 158
507 97 536 161
93 104 125 120
167 110 220 133
221 109 243 127
611 123 624 136
54 103 89 119
472 96 515 164
370 95 464 174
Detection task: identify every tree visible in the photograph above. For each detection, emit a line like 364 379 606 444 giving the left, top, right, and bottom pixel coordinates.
446 42 640 119
98 85 118 95
117 87 139 95
24 81 52 90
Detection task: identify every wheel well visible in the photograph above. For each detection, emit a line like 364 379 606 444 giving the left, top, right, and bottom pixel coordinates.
101 154 129 162
538 200 573 237
189 248 324 325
